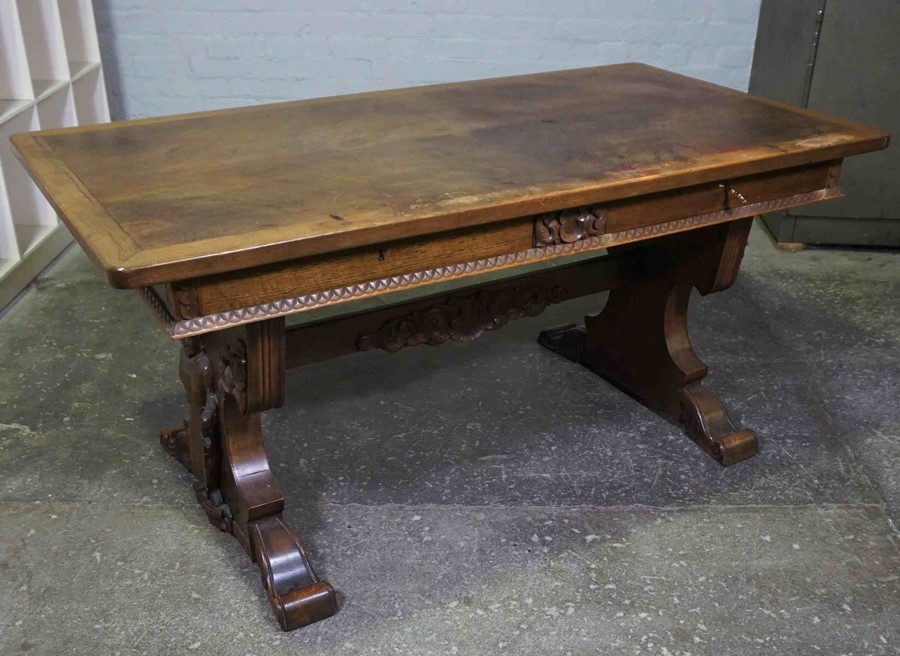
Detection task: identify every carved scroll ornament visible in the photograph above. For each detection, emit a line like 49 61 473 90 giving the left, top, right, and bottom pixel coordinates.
215 340 248 414
358 285 563 353
534 206 608 246
171 282 200 319
160 347 234 533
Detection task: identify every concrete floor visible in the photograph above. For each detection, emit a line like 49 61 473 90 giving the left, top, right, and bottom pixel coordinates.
1 221 899 655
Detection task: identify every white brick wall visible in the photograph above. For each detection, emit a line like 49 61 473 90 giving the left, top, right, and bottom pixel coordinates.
93 0 761 120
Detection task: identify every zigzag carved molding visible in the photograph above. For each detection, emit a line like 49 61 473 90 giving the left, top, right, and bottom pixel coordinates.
137 186 841 340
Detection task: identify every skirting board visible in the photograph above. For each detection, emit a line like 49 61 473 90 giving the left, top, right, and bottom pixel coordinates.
763 213 900 247
0 223 73 311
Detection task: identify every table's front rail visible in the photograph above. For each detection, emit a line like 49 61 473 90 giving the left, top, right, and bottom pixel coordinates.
137 160 842 340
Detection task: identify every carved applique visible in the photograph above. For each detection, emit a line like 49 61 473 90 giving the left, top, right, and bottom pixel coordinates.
358 285 563 353
534 206 608 246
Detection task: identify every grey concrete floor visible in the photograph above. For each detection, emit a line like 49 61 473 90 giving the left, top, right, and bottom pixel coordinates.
1 221 899 655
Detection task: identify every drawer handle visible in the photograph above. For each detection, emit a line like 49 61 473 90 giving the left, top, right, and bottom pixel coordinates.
720 183 748 207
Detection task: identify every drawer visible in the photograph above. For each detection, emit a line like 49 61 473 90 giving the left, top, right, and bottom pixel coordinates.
172 160 840 318
175 217 534 318
532 161 840 247
602 160 839 234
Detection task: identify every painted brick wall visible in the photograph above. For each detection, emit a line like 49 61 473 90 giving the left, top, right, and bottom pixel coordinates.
93 0 761 120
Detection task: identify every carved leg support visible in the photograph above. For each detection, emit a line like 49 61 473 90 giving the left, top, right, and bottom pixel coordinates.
160 319 336 631
539 218 758 466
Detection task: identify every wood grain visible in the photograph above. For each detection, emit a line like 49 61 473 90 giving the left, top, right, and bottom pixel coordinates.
283 253 638 368
195 217 531 315
603 161 836 233
10 63 889 288
161 322 337 631
538 219 758 466
188 160 835 315
30 63 889 635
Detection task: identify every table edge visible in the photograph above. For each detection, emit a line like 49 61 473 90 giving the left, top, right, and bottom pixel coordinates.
11 64 891 289
10 132 139 280
116 133 886 288
138 185 844 339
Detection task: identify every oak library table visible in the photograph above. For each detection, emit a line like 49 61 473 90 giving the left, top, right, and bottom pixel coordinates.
11 64 889 631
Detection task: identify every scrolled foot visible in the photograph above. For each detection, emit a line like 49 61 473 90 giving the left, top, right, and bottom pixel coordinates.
537 323 586 362
679 384 758 466
252 515 337 631
270 582 337 631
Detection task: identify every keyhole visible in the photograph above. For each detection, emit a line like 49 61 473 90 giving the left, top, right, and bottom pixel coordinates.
378 249 386 261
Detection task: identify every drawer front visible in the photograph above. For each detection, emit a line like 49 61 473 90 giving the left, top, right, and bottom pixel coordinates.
186 217 534 317
604 161 838 234
532 161 840 247
177 160 840 317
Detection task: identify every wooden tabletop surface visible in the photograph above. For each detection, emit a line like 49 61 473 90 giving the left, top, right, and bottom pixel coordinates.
11 63 889 288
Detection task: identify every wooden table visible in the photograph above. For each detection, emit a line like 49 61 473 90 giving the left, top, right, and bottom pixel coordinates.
11 64 889 631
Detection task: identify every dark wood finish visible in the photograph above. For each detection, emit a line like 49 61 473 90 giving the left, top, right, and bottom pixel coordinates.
195 218 532 316
598 160 837 235
538 219 757 465
10 64 890 632
11 64 887 288
189 161 838 317
284 254 638 368
160 319 336 631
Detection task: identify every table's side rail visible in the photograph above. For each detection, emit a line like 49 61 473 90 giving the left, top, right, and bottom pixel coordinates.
137 160 842 340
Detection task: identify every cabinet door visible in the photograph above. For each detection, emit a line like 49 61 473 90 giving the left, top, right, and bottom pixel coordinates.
750 0 899 245
797 0 899 225
749 0 825 107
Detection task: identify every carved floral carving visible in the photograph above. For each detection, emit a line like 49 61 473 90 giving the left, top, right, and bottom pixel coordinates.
534 206 608 246
358 285 563 353
161 339 251 532
160 327 335 630
216 340 248 414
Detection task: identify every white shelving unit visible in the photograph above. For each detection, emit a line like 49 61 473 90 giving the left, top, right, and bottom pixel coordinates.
0 0 110 309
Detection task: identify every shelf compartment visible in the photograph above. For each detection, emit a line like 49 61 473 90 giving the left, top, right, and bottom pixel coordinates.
0 106 56 241
1 0 106 310
69 58 98 82
22 86 78 255
0 0 33 102
0 223 72 310
14 221 57 256
36 82 77 129
72 65 109 125
0 157 19 259
15 0 69 98
0 98 31 124
32 76 68 102
57 0 101 77
0 257 17 280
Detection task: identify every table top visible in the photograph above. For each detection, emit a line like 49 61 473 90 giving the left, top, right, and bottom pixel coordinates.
11 63 889 288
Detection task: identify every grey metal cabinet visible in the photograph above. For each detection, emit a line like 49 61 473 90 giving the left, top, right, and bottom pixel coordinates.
750 0 899 247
